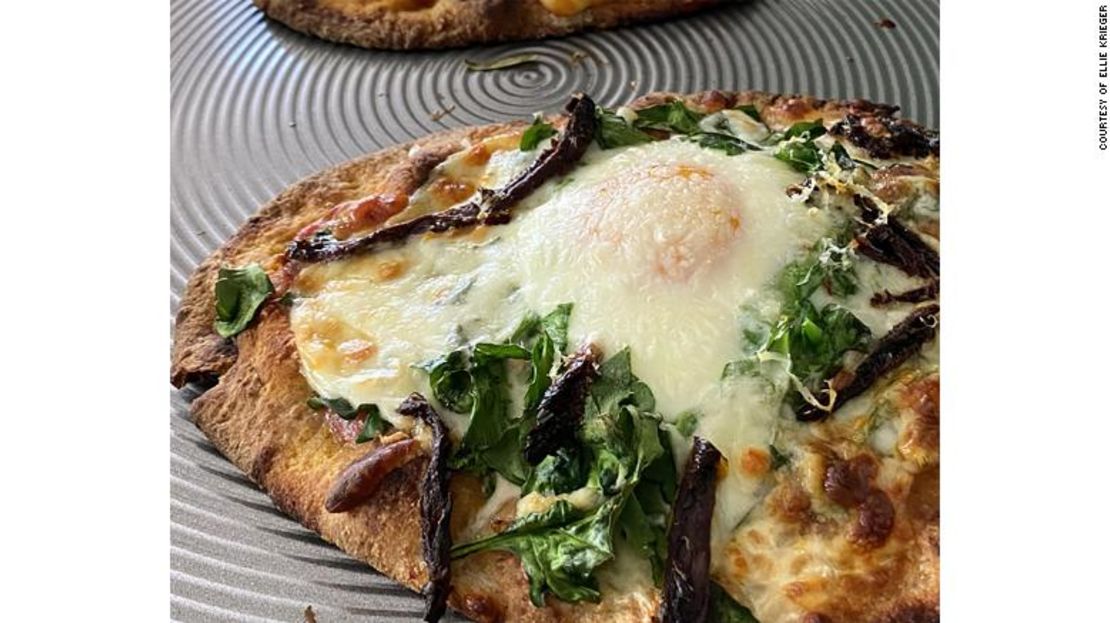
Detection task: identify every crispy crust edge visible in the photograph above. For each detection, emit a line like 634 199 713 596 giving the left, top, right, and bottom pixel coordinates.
171 90 939 623
253 0 723 50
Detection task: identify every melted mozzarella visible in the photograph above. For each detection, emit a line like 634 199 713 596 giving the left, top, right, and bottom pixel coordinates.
290 138 838 562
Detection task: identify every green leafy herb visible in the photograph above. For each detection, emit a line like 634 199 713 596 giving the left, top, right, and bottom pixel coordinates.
464 53 538 72
778 235 860 302
423 305 574 486
687 132 750 156
775 140 824 173
307 396 358 419
737 103 762 123
473 343 531 360
213 264 273 338
710 584 760 623
632 100 705 135
830 143 856 170
595 108 654 149
724 232 871 400
523 448 587 496
783 119 827 141
307 396 386 442
418 350 474 414
539 303 573 354
452 348 676 606
624 429 676 583
770 120 828 173
674 410 700 437
355 405 386 443
520 115 557 151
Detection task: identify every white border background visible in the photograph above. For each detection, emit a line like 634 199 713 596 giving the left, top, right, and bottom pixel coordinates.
1 1 1108 620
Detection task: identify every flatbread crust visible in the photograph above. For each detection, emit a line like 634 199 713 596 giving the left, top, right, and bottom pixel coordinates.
254 0 722 49
171 90 938 622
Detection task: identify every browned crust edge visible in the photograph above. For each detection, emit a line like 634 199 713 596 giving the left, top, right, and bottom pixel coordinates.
253 0 723 50
171 90 938 623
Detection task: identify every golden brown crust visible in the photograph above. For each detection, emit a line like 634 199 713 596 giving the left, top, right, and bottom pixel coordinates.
253 0 721 50
171 91 939 622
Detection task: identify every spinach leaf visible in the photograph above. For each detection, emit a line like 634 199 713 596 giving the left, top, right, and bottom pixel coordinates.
783 119 826 141
355 405 386 443
724 233 871 398
622 426 676 583
674 410 700 438
426 305 574 486
775 229 860 306
455 346 515 466
770 300 871 391
710 584 760 623
307 395 386 442
523 448 587 496
452 348 675 606
213 264 273 338
775 140 824 173
633 100 705 135
540 303 573 354
830 142 856 170
771 120 828 173
473 343 531 359
687 132 750 156
307 395 368 420
595 108 654 149
520 115 557 151
417 350 474 414
736 103 762 123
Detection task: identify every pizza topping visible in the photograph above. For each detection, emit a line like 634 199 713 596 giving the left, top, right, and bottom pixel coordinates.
287 94 597 263
594 107 655 149
396 393 454 623
772 120 829 173
294 141 461 243
324 437 422 513
519 114 557 151
660 437 722 623
822 455 876 508
213 264 274 338
709 584 759 623
796 304 939 421
723 230 873 410
855 197 940 279
871 280 939 306
829 113 939 160
427 304 574 487
522 343 602 465
849 489 896 549
308 395 388 444
451 348 675 607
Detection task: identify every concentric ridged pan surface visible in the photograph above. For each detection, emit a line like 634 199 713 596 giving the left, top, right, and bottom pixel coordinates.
170 1 938 620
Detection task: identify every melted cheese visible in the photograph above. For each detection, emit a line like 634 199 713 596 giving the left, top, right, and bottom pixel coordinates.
290 138 840 571
539 0 606 17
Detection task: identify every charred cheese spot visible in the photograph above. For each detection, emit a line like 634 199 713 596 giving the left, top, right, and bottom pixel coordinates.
739 447 772 477
373 259 407 282
897 374 939 466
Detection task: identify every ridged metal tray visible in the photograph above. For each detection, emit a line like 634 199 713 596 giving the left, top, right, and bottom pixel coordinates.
170 0 938 620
